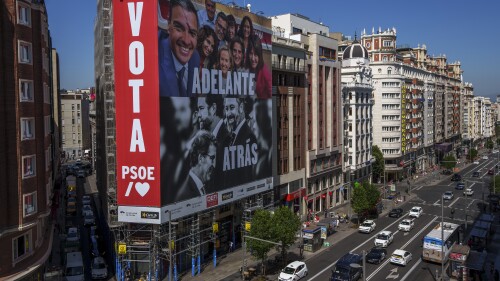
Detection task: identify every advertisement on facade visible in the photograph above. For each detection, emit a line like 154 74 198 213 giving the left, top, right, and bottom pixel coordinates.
114 0 273 223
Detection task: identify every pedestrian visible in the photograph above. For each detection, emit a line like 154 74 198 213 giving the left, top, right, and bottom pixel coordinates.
324 209 328 218
229 241 233 252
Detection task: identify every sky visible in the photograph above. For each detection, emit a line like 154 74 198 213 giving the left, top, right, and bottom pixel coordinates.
45 0 500 99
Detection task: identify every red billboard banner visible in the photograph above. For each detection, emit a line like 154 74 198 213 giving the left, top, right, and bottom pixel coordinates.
115 0 273 223
114 0 161 207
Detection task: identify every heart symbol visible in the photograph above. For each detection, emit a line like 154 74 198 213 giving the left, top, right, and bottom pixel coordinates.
135 182 150 197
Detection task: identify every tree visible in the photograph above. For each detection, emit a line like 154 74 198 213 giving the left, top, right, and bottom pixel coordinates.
442 155 457 170
491 175 500 194
486 139 494 150
467 148 478 161
363 181 381 211
270 206 301 268
351 182 369 223
247 210 274 273
372 146 385 183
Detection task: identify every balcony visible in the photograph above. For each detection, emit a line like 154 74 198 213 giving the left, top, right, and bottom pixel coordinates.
272 62 305 72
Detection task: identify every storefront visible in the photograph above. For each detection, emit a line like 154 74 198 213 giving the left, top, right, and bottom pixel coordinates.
302 226 322 253
283 188 305 215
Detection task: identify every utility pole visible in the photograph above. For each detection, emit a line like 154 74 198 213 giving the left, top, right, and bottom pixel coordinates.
441 198 445 281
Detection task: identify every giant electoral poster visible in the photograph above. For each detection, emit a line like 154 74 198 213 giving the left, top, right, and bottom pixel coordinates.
114 0 273 223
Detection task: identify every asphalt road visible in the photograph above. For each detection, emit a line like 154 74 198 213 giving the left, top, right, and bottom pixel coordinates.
301 152 499 281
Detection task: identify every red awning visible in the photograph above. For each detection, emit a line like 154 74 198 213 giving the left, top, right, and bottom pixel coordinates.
321 194 326 198
328 191 333 196
285 188 306 202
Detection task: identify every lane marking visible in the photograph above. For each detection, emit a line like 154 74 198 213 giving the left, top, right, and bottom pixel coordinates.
308 215 410 281
400 258 422 281
448 197 460 208
366 216 438 281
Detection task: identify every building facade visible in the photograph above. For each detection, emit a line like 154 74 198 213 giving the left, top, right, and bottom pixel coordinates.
273 14 345 215
0 0 57 278
271 35 307 215
341 42 374 185
60 89 90 160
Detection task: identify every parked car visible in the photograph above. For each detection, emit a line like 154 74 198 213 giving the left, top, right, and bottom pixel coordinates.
374 231 394 248
451 174 462 181
488 169 495 175
358 220 376 233
483 156 489 160
66 227 79 242
366 247 387 264
472 171 480 177
84 211 96 226
279 261 308 281
331 253 363 281
82 205 92 217
409 206 423 218
443 191 454 200
493 150 499 154
91 256 108 280
398 219 414 232
456 182 465 190
388 208 403 218
473 161 480 164
82 195 92 205
441 169 453 175
464 188 474 196
390 249 412 266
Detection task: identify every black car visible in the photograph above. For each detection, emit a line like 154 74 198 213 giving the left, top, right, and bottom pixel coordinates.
472 171 480 178
441 169 453 175
388 208 403 218
366 247 387 264
456 182 465 190
451 174 462 181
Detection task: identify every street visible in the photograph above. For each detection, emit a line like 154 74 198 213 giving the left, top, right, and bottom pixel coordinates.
300 154 498 281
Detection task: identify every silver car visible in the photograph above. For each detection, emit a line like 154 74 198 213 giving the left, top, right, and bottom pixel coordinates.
443 191 454 200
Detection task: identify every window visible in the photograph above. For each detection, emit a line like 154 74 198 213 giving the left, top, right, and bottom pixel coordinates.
18 41 32 64
382 104 400 110
17 2 31 26
12 231 32 262
383 40 393 47
382 82 400 88
23 192 37 217
382 93 400 99
21 118 35 140
44 116 50 136
387 67 392 74
22 155 36 178
19 80 34 102
383 56 388 62
43 83 50 104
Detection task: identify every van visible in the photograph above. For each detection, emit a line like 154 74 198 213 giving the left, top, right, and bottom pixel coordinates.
330 253 363 281
65 252 84 281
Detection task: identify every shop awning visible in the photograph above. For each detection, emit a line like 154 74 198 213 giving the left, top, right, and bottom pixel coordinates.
284 188 305 202
466 251 487 271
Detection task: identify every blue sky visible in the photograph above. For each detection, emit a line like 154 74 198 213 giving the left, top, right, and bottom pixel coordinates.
46 0 500 99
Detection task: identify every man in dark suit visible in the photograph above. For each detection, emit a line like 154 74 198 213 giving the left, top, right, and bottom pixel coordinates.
175 131 217 202
159 0 200 97
223 97 257 187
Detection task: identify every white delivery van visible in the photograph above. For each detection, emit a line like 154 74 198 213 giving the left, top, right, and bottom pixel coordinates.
65 251 84 281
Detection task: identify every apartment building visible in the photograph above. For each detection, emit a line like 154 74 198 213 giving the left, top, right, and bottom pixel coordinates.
361 28 464 181
272 14 344 214
0 0 58 278
271 35 307 215
60 89 90 160
340 41 374 184
461 82 474 140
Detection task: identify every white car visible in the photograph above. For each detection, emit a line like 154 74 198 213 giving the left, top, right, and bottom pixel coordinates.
390 249 412 266
493 150 499 154
473 161 480 164
398 219 414 232
84 210 96 226
483 156 488 160
82 204 92 217
358 220 376 233
82 195 92 205
66 227 79 242
409 206 423 218
91 256 108 279
278 261 308 281
374 231 394 248
443 191 454 200
464 188 474 196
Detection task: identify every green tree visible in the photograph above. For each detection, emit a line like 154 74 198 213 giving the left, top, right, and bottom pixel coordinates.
491 175 500 194
467 148 478 161
247 210 274 272
486 139 494 150
351 182 369 223
442 155 457 170
363 181 381 210
270 206 301 268
372 146 385 183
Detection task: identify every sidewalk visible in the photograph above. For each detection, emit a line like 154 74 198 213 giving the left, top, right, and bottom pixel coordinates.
177 173 447 281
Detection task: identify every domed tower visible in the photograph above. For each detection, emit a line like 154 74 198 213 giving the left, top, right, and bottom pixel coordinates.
341 40 374 185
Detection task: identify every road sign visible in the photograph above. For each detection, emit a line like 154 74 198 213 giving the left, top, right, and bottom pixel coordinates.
118 242 127 255
212 222 219 233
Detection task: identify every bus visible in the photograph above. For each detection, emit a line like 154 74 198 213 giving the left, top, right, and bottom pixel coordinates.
422 222 461 264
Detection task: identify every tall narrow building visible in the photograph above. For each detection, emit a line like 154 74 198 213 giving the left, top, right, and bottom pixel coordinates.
0 1 56 278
